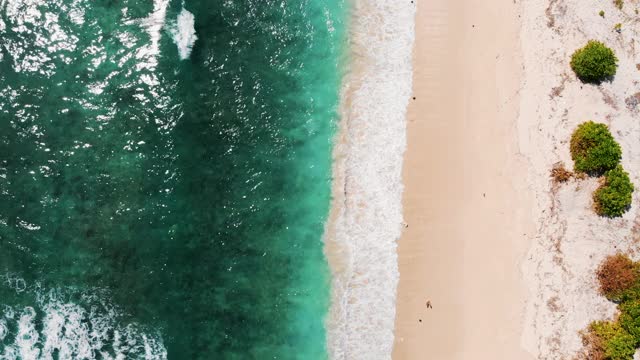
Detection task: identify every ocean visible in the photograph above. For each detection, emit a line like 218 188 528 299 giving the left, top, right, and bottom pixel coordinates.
0 0 346 358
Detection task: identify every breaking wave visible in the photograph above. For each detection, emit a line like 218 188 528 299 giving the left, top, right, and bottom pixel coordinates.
326 0 416 359
0 275 167 360
169 7 197 60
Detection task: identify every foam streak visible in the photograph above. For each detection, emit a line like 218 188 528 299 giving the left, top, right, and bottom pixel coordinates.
327 1 416 359
169 7 197 60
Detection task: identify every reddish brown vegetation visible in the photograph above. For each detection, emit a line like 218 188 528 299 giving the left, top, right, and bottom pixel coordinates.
577 329 606 360
597 254 638 299
551 163 573 183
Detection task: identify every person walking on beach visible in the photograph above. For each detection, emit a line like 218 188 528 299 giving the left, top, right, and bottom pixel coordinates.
426 300 432 309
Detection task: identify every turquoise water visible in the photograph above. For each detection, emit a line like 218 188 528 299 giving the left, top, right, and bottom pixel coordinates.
0 0 345 358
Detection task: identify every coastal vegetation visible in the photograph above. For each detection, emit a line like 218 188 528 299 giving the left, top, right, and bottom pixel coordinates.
570 121 621 175
593 166 634 217
597 254 640 302
551 162 573 183
561 5 636 360
570 41 618 83
583 321 636 360
569 122 633 217
581 255 640 360
619 301 640 340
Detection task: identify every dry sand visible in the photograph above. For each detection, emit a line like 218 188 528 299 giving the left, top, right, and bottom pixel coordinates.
520 0 640 358
394 0 640 359
392 0 534 358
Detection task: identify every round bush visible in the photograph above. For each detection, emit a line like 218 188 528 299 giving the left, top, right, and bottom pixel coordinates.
597 254 640 302
594 165 634 217
570 121 622 175
571 40 618 83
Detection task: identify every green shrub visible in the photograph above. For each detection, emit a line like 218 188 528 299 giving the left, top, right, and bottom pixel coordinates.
571 41 618 83
590 321 636 360
600 10 606 17
570 121 622 175
620 300 640 344
594 165 634 217
615 0 624 9
586 256 640 358
620 284 640 303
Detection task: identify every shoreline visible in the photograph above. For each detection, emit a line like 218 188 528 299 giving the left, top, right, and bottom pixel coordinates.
326 0 640 358
324 0 416 358
392 0 535 358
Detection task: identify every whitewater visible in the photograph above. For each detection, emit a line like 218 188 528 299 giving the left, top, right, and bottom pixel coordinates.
0 275 167 360
326 0 416 359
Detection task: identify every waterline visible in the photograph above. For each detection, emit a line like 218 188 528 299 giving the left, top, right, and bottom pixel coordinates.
326 1 416 358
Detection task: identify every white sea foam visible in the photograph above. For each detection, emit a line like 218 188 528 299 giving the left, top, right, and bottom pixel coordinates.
137 0 170 71
327 1 415 359
0 276 167 360
169 8 197 60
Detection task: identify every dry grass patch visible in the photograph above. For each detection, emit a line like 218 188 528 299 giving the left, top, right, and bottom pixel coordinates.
551 163 573 183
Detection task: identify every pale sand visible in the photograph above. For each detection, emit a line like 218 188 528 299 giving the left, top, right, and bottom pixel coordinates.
394 0 640 358
392 0 535 359
520 0 640 358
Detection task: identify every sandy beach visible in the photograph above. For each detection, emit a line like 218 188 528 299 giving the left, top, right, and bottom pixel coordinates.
393 0 640 358
392 0 534 358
